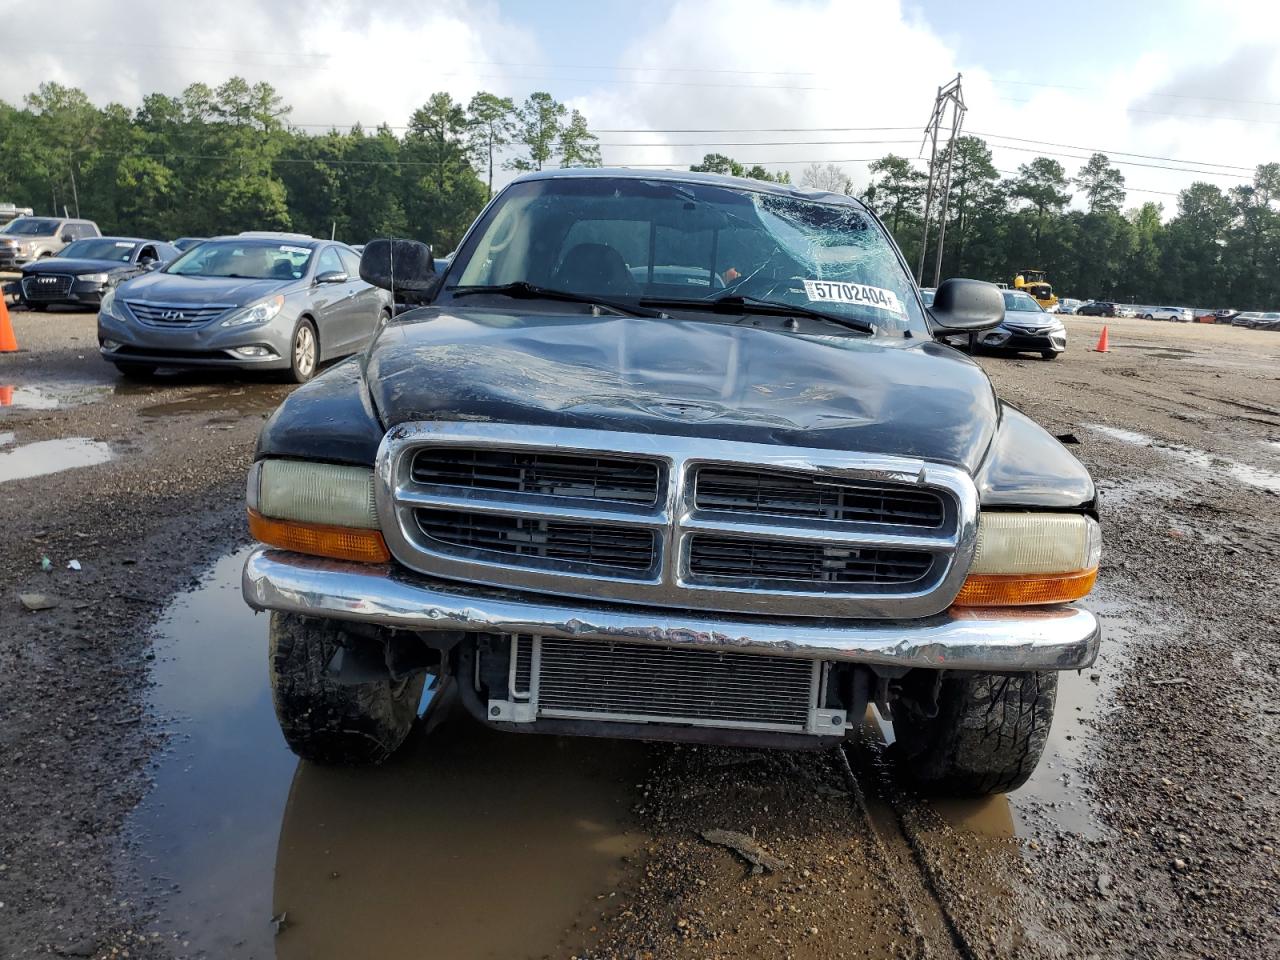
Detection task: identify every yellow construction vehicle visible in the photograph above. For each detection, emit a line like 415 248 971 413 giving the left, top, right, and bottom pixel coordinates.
1013 269 1058 311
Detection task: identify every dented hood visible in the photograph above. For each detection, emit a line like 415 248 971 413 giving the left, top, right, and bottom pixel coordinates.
364 308 999 472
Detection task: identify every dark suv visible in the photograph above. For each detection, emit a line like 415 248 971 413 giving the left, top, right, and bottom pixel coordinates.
241 169 1101 798
1076 300 1117 317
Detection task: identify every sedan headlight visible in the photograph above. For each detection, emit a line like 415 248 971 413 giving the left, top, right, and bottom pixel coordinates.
82 272 109 285
246 459 389 563
221 294 285 328
954 512 1101 606
99 286 128 321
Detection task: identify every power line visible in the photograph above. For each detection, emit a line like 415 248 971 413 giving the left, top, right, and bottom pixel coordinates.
988 76 1280 110
970 131 1256 172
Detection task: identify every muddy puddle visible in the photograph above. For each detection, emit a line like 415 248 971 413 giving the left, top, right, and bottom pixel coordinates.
0 381 113 410
1086 422 1280 494
0 436 112 482
137 387 287 421
129 548 647 959
130 547 1127 956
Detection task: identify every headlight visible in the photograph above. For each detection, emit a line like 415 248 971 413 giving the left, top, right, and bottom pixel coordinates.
99 286 128 321
246 459 389 563
954 512 1100 607
221 294 285 328
82 272 109 284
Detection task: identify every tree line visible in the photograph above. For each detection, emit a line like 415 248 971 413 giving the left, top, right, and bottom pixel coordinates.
0 79 601 254
3 78 1277 309
853 141 1278 310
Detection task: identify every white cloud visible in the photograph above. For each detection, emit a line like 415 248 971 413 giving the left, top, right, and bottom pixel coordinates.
0 0 542 128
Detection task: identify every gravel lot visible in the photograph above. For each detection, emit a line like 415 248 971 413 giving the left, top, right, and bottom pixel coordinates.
1 309 1277 959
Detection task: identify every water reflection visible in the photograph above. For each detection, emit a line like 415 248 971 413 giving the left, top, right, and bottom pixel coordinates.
0 437 112 482
132 548 645 959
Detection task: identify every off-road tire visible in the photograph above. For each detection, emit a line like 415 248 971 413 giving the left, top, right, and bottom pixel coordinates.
893 671 1057 797
112 362 156 380
269 612 425 766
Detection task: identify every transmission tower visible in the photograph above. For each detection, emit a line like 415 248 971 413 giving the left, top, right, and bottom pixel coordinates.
916 74 966 287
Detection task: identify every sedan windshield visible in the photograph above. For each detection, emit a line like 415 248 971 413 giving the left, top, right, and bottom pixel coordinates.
59 238 137 262
1003 291 1045 313
165 240 312 280
449 176 928 336
1 218 60 236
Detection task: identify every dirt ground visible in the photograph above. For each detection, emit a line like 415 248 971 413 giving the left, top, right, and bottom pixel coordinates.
1 309 1278 959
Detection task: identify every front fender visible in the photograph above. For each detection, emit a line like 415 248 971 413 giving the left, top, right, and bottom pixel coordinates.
975 402 1096 511
255 356 383 466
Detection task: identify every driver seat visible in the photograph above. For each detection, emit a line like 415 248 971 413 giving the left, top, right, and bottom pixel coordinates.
551 243 635 295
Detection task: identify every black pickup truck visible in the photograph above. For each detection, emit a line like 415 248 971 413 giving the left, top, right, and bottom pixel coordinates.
242 169 1101 797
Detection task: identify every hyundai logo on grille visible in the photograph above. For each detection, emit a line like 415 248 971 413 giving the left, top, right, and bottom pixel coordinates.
161 310 187 320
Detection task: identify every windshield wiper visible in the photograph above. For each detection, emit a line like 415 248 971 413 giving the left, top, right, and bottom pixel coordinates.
450 281 660 318
638 293 876 335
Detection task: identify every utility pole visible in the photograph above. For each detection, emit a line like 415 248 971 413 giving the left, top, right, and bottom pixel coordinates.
915 74 966 287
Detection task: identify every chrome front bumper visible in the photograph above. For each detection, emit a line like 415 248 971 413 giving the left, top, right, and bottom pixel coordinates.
242 548 1101 672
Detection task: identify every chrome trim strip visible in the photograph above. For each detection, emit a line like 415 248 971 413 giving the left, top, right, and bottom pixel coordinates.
242 548 1101 671
377 422 979 619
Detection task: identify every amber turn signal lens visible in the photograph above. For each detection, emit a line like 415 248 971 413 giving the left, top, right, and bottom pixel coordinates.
248 509 391 563
952 568 1097 607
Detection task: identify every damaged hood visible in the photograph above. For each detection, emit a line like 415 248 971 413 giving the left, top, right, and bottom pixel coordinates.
364 308 999 472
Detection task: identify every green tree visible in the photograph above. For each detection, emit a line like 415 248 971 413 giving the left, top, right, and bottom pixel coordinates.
558 109 601 168
466 92 516 196
1010 157 1071 263
863 154 925 237
1074 153 1126 214
508 92 565 172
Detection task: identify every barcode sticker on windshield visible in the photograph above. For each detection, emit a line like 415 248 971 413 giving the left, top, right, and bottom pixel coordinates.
803 280 904 315
115 241 134 247
279 245 310 254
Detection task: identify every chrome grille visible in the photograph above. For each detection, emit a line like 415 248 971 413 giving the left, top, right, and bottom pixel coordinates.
695 466 945 527
517 636 817 731
415 509 657 575
22 274 73 300
125 300 234 326
687 535 934 589
379 424 978 618
412 448 659 505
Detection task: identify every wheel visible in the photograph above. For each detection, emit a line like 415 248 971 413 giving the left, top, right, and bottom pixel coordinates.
1040 350 1059 360
269 612 425 765
892 671 1057 796
1142 313 1152 320
286 318 319 383
112 362 156 380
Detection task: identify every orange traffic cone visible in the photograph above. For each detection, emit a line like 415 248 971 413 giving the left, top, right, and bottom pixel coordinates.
0 385 11 406
1093 325 1110 353
0 296 16 353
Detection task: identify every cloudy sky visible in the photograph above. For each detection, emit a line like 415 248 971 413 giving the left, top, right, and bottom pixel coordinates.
5 0 1279 209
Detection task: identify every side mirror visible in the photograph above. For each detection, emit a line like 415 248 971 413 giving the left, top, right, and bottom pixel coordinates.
61 233 74 243
359 238 437 304
927 278 1005 333
314 270 348 285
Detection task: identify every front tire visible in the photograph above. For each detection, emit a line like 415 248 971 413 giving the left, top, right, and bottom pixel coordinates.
892 671 1057 796
287 318 319 383
1040 350 1059 360
269 612 425 766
